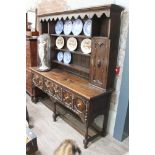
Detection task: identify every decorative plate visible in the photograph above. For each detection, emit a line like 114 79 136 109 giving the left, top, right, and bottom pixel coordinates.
63 51 71 64
67 37 77 51
64 20 72 35
83 19 92 36
57 51 63 62
72 19 83 36
81 39 91 54
56 36 64 49
55 20 63 35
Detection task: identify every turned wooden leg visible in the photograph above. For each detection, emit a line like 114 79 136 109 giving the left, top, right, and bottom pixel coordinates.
83 101 90 149
31 96 38 103
101 111 109 137
31 85 39 103
101 94 111 137
52 101 57 122
83 124 89 149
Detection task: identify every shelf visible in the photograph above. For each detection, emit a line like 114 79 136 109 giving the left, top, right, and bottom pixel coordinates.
52 60 89 74
55 48 91 57
50 34 91 39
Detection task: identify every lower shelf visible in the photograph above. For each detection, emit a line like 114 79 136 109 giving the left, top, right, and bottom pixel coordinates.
52 60 89 74
40 96 98 137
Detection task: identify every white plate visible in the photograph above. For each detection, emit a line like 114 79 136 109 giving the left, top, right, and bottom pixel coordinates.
56 36 64 49
55 20 63 35
67 37 77 51
81 39 91 54
57 51 63 62
63 51 71 64
64 20 72 35
83 19 92 36
72 19 83 36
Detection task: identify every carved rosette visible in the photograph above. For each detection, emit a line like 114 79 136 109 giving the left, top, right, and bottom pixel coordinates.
32 73 43 90
73 97 89 123
74 98 86 112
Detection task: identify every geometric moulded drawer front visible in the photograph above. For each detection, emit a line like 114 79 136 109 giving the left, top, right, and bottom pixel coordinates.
62 89 72 108
44 78 54 95
32 73 44 90
52 83 62 101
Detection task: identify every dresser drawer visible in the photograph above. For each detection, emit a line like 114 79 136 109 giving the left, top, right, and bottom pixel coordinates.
44 78 54 96
62 89 73 108
73 96 86 114
52 83 62 101
32 73 44 90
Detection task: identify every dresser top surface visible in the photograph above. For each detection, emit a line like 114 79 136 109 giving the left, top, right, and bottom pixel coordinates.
31 67 111 99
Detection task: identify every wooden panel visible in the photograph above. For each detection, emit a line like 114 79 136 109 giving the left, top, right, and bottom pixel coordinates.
41 21 48 34
26 69 32 95
26 38 38 96
26 40 31 68
29 40 38 67
90 37 110 89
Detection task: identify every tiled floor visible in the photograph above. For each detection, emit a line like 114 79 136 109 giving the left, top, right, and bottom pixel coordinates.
26 94 129 155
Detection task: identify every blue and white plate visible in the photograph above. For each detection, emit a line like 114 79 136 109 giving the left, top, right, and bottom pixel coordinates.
55 20 63 35
57 51 63 62
63 51 71 64
83 19 92 36
72 19 83 36
64 20 72 35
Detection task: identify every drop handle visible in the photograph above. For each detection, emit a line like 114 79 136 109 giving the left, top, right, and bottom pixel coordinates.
64 96 69 101
54 90 59 93
97 59 101 68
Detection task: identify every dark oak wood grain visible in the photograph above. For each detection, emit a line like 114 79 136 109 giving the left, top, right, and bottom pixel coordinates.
26 37 38 96
31 67 105 99
90 37 110 89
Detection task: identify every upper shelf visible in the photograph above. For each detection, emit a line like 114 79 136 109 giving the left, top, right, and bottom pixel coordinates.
50 34 91 39
55 48 91 57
